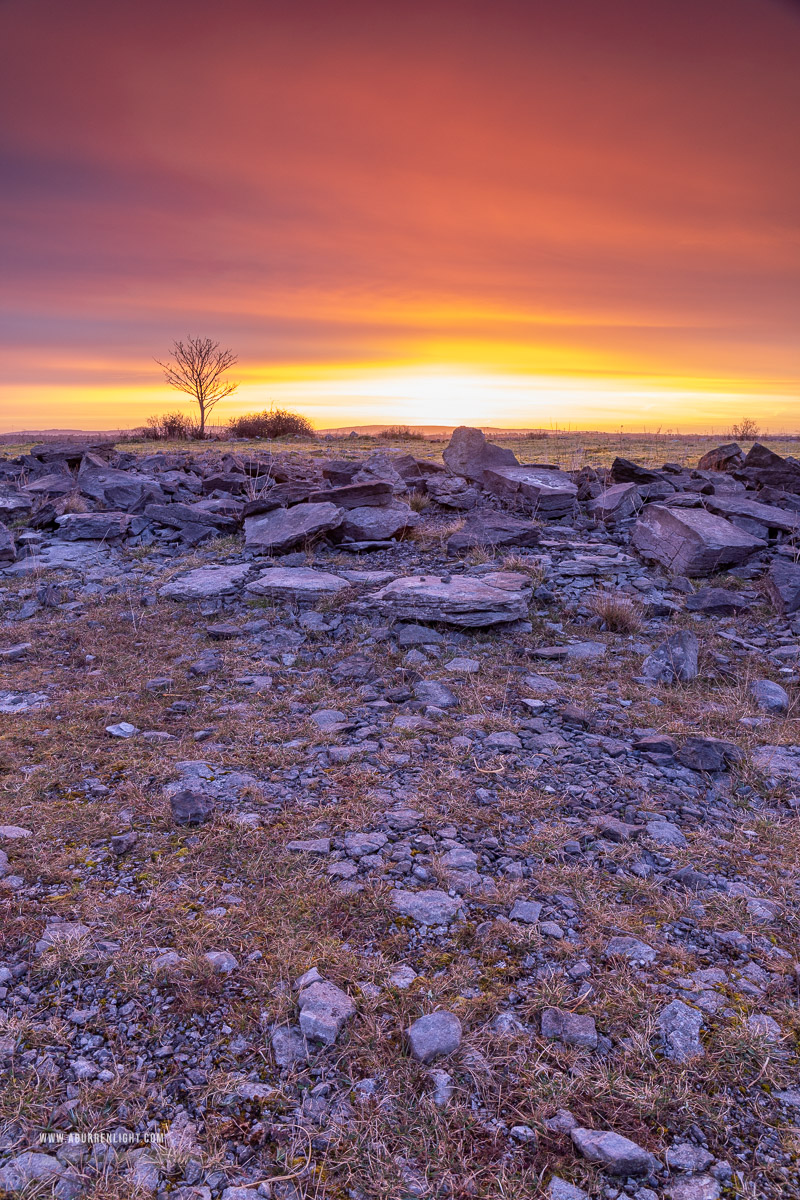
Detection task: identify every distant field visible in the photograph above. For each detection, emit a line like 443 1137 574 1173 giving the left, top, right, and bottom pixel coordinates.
3 429 799 470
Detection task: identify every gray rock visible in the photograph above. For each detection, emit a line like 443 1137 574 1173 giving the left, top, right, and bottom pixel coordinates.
632 505 764 575
244 502 343 552
587 482 642 524
482 464 578 517
35 921 91 955
105 721 138 738
696 442 743 471
645 820 687 848
548 1178 590 1200
666 1143 715 1172
541 1007 598 1048
749 678 789 715
640 631 699 684
668 1177 721 1200
204 950 239 974
0 1152 64 1192
657 999 704 1061
571 1126 655 1176
604 936 657 964
371 571 531 627
0 520 17 563
405 1011 462 1062
414 680 459 709
159 564 251 600
765 560 800 615
340 501 419 542
308 481 393 508
509 899 542 924
55 512 131 540
270 1025 309 1067
677 736 741 773
445 512 540 554
170 789 214 826
442 426 519 482
0 690 50 714
752 743 800 784
390 889 461 925
429 1068 454 1106
246 566 350 600
685 587 752 615
297 979 356 1045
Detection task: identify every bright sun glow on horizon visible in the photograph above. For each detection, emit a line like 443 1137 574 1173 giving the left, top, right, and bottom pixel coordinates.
1 366 798 436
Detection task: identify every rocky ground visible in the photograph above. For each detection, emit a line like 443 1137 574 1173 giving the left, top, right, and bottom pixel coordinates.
1 428 800 1200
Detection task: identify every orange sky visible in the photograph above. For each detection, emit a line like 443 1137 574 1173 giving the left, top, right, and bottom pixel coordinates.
1 0 799 432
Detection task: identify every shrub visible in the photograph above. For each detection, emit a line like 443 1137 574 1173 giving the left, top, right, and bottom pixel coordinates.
140 412 199 440
587 590 643 633
731 417 759 440
377 426 427 441
228 408 314 440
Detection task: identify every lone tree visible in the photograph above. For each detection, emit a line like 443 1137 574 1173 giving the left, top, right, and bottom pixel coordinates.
156 337 238 438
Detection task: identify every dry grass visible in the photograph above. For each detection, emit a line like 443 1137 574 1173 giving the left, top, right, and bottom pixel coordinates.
586 590 643 633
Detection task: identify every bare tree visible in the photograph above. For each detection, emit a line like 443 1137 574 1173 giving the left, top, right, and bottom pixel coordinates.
155 337 238 438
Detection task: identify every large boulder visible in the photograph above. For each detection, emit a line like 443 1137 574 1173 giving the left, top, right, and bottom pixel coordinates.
446 513 540 555
442 426 519 482
703 494 800 536
244 502 343 552
696 442 744 471
631 504 765 575
587 482 642 524
339 501 419 542
78 466 163 511
482 465 578 517
55 512 131 540
741 443 800 494
370 571 531 627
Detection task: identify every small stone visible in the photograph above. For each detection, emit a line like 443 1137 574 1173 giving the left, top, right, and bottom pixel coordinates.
509 899 543 924
388 964 418 989
405 1011 462 1063
204 950 238 974
668 1176 721 1200
541 1007 598 1048
270 1026 309 1068
747 1013 781 1040
749 679 789 715
0 1153 64 1192
510 1124 537 1145
105 721 138 738
657 999 704 1061
571 1126 655 1176
604 935 657 964
666 1144 715 1173
549 1179 590 1200
428 1068 454 1106
298 979 356 1045
390 889 461 926
170 790 214 826
640 631 699 684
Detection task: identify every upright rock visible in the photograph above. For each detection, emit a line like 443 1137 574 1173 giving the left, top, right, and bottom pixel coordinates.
442 426 519 482
696 442 743 471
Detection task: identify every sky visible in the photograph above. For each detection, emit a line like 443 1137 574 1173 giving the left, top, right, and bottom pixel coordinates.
1 0 799 433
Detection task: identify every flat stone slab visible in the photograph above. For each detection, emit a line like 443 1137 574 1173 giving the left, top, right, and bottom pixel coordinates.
390 889 462 925
3 542 115 574
482 465 578 516
246 566 350 599
159 563 251 599
55 512 131 540
244 502 343 552
340 501 419 542
370 572 531 627
752 744 800 784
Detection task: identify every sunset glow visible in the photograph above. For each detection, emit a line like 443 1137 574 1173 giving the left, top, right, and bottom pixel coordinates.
1 0 798 432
